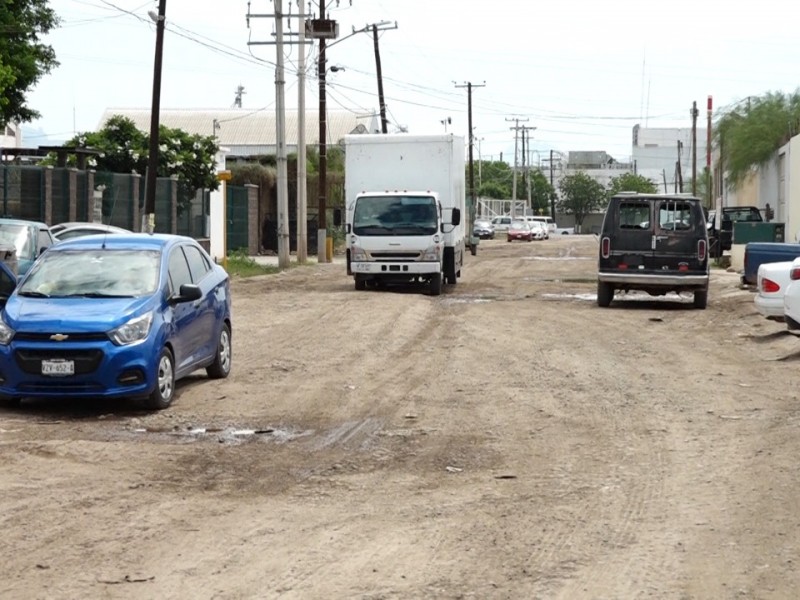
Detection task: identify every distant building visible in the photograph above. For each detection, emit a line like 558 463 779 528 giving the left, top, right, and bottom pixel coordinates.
564 150 634 189
1 122 22 149
632 124 709 193
97 108 379 160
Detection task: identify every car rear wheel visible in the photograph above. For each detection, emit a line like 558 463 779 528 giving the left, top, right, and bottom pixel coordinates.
693 289 708 309
144 347 175 410
597 281 614 307
206 322 232 379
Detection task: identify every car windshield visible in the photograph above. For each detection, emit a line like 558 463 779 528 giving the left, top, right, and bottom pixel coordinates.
18 249 161 298
352 195 438 236
0 223 34 261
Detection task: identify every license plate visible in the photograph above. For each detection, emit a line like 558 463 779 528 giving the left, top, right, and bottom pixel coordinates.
42 359 75 376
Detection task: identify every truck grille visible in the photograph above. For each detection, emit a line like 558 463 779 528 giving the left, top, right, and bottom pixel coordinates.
370 251 422 261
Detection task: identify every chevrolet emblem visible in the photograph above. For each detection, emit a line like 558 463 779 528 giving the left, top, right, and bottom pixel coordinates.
50 333 69 342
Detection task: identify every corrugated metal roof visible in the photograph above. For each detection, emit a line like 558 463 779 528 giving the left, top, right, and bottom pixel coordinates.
97 108 378 150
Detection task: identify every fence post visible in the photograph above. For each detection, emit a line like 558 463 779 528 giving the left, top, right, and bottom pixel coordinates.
245 184 259 255
68 168 78 221
86 170 95 222
170 176 178 234
44 166 53 225
131 173 141 232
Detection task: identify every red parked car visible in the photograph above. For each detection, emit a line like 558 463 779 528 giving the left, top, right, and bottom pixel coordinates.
507 220 533 242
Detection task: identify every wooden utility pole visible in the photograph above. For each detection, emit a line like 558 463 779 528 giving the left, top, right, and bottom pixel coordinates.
676 140 683 193
372 24 388 133
691 101 698 196
143 0 167 233
506 117 529 217
549 149 555 220
455 81 485 253
706 96 713 208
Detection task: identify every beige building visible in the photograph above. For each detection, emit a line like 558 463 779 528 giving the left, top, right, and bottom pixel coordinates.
97 108 380 160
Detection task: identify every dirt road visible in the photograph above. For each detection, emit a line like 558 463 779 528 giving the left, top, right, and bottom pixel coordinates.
2 235 799 599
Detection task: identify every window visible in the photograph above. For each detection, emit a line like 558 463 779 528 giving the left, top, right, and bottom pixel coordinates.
168 247 192 294
183 244 211 282
618 202 651 229
659 202 693 230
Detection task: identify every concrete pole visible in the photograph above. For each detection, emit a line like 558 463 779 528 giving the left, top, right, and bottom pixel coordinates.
296 0 308 263
275 0 290 268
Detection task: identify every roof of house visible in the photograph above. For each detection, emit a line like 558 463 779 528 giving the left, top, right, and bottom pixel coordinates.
97 108 378 147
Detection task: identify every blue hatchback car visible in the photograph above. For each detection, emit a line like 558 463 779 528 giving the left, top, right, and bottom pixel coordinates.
0 233 232 409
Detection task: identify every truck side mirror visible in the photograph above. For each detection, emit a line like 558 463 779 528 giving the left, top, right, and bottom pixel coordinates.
451 208 461 226
333 208 342 227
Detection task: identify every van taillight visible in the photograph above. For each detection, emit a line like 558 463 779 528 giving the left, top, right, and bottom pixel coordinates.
790 268 800 281
698 239 707 261
762 278 781 293
601 237 610 259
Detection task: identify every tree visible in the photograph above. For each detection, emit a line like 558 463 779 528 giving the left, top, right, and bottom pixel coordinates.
557 171 606 230
64 115 148 174
607 172 657 196
715 90 800 187
0 0 60 125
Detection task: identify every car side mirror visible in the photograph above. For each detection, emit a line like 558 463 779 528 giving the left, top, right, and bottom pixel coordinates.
333 208 342 227
451 208 461 227
172 283 202 304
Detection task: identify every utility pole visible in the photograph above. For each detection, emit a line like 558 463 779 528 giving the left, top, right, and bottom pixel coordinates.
316 2 329 262
274 0 290 268
370 23 397 133
707 95 713 208
691 100 698 196
506 117 529 217
676 140 683 193
143 0 167 233
520 125 536 213
549 149 555 220
455 81 485 247
296 0 307 263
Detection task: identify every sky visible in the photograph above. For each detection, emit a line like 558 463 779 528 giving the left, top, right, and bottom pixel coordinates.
22 0 800 165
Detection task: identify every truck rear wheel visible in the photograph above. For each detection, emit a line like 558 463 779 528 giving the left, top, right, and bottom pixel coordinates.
429 273 442 296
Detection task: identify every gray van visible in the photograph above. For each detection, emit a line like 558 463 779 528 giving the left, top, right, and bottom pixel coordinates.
597 193 709 309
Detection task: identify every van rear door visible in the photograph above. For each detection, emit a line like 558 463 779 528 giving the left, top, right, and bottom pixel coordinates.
609 199 655 270
652 199 705 271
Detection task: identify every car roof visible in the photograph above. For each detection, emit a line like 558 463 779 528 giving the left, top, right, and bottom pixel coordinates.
49 233 195 251
0 218 49 228
612 192 701 201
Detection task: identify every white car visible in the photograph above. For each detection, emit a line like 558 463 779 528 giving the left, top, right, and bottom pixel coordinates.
528 220 548 240
783 258 800 330
755 260 794 321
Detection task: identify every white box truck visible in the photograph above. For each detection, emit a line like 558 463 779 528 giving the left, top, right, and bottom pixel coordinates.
344 133 467 296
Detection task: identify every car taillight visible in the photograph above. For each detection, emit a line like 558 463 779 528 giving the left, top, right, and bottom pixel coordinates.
698 239 707 261
762 278 781 293
790 268 800 281
601 237 610 259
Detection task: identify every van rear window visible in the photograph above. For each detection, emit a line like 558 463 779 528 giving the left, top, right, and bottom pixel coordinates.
618 202 650 229
659 202 694 230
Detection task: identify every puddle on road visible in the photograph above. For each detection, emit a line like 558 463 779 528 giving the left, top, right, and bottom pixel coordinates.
125 425 312 445
522 256 593 261
541 292 695 302
441 295 494 305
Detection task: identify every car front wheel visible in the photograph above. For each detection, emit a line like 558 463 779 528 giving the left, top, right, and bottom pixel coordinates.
144 347 175 410
207 322 232 379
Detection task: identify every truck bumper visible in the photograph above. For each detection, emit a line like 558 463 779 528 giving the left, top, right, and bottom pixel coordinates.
351 261 441 276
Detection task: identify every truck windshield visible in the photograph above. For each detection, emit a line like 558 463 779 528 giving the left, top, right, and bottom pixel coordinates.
352 195 439 236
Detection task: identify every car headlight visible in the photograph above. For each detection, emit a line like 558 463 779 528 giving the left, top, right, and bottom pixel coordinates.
421 244 442 261
109 312 153 346
0 316 15 345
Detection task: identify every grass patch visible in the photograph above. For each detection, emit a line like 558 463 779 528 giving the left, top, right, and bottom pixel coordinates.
224 251 280 277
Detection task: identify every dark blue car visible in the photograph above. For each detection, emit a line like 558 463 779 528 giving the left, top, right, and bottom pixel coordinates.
0 233 232 409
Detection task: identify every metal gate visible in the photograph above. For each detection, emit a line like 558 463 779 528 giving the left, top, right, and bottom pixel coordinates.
226 186 249 252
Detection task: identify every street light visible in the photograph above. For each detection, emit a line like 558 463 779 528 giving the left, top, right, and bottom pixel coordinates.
143 0 167 233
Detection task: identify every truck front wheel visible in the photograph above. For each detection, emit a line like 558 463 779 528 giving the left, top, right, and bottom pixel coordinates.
429 273 442 296
355 275 366 291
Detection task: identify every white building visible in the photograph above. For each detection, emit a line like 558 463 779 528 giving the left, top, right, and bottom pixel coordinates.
1 122 22 150
631 124 709 192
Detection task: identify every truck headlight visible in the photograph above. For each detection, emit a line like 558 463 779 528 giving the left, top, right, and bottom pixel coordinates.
421 244 442 261
351 245 368 261
0 317 15 345
109 312 153 346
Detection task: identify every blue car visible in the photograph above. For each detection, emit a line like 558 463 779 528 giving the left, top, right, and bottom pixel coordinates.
0 233 232 409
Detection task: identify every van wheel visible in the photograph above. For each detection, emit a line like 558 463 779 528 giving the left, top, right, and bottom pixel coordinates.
693 289 708 309
597 281 614 307
429 273 442 296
